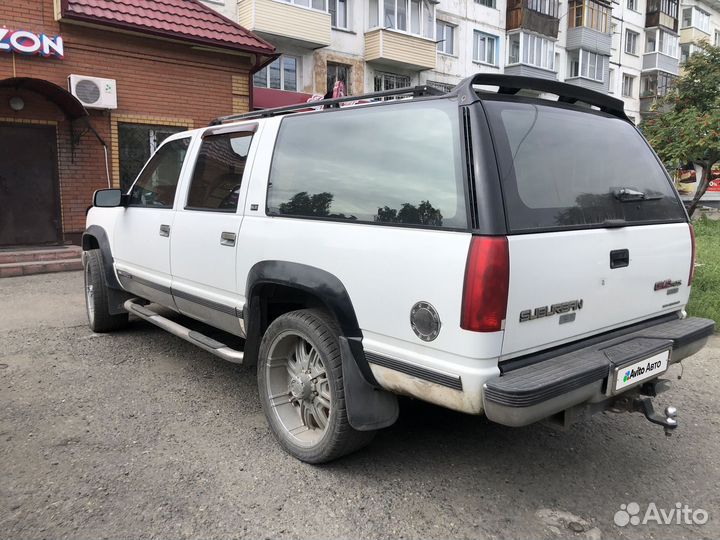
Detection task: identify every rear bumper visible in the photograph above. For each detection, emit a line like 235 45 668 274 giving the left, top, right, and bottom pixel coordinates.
483 317 715 427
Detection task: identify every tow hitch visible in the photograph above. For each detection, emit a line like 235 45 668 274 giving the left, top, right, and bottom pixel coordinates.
609 379 679 436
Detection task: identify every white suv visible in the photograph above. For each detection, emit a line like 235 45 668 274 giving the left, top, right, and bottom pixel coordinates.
83 74 715 463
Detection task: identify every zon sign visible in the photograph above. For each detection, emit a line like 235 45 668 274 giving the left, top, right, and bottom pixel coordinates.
0 28 64 59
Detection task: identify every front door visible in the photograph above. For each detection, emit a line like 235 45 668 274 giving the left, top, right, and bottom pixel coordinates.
113 136 191 307
170 126 257 336
0 124 60 246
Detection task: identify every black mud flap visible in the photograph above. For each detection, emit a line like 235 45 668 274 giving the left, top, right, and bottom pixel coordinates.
339 337 399 431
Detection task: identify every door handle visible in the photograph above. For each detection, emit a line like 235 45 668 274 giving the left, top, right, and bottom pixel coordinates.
220 231 236 247
159 224 170 237
610 249 629 269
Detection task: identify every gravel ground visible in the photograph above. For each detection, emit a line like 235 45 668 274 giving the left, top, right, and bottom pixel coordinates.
1 271 718 540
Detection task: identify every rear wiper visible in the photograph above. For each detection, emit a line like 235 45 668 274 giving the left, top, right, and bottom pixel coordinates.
613 188 662 202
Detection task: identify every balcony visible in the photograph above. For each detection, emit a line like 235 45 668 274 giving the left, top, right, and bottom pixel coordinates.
566 27 612 55
506 0 560 39
642 52 680 75
646 0 679 31
566 0 611 55
364 29 436 71
680 26 710 44
238 0 331 49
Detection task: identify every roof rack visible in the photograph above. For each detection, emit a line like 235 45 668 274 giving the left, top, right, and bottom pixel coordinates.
210 85 444 125
451 74 628 120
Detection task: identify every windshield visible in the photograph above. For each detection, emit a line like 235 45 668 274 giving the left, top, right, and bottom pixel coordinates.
483 100 686 232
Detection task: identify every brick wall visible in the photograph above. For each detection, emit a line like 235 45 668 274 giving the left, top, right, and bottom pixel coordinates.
0 0 253 242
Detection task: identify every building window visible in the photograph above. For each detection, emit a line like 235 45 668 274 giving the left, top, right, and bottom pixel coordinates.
608 68 615 92
436 21 455 54
622 73 635 97
374 71 412 91
118 124 184 191
680 43 690 63
507 32 555 71
716 30 720 46
640 71 676 98
625 29 639 55
278 0 328 11
527 0 559 17
568 0 610 33
253 56 299 91
681 7 710 33
369 0 435 39
475 0 496 7
473 31 498 65
645 29 679 58
627 0 637 10
327 62 350 95
330 0 348 28
568 49 605 81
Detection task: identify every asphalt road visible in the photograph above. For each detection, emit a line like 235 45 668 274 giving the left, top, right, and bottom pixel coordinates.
1 271 719 540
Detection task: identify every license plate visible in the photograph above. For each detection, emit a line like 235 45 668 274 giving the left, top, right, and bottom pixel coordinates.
614 350 670 392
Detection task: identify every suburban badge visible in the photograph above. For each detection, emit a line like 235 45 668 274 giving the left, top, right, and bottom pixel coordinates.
654 278 682 291
519 299 584 323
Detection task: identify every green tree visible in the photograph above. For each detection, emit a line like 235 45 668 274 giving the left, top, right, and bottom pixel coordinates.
641 43 720 216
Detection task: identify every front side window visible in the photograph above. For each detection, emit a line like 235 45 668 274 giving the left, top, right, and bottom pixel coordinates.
625 30 638 54
185 131 254 212
128 138 190 208
330 0 348 27
473 31 498 65
253 56 299 91
267 100 466 229
484 101 685 232
436 21 455 54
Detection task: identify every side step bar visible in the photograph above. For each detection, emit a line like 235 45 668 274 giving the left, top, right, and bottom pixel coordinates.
124 299 244 364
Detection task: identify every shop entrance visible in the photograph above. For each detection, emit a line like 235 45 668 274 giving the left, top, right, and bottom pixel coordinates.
0 123 61 246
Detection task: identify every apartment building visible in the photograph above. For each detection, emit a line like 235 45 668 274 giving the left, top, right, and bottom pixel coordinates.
201 0 717 121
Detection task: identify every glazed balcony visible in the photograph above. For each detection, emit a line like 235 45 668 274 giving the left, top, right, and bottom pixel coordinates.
238 0 331 49
364 28 436 71
646 0 679 31
506 0 560 39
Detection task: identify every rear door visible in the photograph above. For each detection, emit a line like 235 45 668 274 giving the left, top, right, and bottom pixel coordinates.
113 136 191 307
169 125 258 336
481 100 691 358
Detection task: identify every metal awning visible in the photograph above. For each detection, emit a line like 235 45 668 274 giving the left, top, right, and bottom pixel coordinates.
0 77 88 120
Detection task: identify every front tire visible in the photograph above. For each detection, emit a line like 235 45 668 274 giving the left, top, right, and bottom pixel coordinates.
84 249 129 333
258 309 375 463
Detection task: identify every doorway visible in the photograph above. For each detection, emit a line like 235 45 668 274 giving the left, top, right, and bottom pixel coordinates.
0 124 61 246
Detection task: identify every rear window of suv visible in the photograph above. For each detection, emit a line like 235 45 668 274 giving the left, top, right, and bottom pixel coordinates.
267 100 467 229
483 100 686 233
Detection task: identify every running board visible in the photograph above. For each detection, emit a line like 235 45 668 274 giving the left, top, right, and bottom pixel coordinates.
124 299 244 364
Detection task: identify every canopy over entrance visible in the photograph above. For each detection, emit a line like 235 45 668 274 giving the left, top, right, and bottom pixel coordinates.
0 77 89 120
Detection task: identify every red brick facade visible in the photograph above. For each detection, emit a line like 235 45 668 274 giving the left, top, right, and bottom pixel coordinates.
0 0 260 244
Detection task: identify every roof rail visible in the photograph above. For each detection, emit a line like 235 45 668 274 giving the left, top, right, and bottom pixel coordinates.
210 85 444 125
451 74 628 120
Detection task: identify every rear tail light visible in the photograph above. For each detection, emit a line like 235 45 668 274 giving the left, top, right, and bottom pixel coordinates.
461 236 509 332
688 223 696 286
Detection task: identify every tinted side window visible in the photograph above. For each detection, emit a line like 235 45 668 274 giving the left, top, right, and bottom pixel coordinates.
267 100 466 229
128 138 190 208
186 132 254 212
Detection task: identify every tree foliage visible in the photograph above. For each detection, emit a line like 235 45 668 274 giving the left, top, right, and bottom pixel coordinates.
641 43 720 215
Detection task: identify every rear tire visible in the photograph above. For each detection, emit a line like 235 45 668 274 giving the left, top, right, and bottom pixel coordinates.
84 249 129 333
258 309 375 463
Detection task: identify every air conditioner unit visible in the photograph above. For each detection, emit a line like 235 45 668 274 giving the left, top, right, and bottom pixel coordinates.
68 74 117 110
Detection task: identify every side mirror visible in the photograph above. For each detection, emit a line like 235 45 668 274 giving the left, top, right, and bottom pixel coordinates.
93 189 125 208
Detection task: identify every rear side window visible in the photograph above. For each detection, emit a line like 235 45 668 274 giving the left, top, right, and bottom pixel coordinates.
266 100 467 229
186 131 254 212
483 101 686 232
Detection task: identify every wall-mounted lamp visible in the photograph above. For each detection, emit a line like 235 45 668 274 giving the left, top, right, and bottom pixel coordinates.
9 96 25 112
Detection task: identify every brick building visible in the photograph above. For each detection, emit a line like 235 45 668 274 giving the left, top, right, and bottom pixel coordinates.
0 0 275 247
